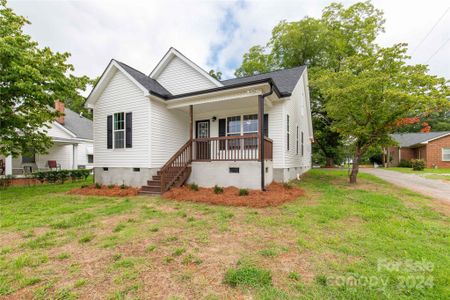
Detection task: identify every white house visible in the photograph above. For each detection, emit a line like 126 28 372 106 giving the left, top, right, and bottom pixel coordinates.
85 48 313 193
1 101 94 175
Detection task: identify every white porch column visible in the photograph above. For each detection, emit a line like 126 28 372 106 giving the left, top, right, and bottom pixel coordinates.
5 155 12 175
72 144 78 169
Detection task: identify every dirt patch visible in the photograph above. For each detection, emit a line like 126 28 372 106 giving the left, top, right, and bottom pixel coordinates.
68 185 139 197
163 182 305 208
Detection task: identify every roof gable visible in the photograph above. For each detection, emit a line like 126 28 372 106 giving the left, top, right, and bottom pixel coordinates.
390 131 450 147
149 48 222 94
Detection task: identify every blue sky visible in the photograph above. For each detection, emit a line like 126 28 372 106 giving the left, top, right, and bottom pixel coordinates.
9 0 450 81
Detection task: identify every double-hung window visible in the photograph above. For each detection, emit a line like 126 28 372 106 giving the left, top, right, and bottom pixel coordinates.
243 114 258 148
227 116 241 149
114 112 125 149
443 148 450 161
296 126 299 155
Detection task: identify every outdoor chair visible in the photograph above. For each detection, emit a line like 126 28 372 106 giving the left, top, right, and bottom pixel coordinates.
47 160 61 171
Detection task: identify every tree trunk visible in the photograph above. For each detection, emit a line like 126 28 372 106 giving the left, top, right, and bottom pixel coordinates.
349 148 362 184
325 157 334 168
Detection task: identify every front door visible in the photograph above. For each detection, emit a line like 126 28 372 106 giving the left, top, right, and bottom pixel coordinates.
196 120 210 160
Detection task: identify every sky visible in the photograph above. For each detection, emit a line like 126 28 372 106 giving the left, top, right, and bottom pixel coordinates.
8 0 450 82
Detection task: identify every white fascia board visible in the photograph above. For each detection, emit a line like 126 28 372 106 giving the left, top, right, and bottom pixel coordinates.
149 48 223 87
52 121 77 138
165 83 273 109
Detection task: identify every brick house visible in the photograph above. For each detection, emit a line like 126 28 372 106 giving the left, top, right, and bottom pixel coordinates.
387 132 450 168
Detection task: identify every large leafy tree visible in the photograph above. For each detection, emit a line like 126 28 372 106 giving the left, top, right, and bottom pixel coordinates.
235 1 385 166
0 0 90 157
314 44 449 183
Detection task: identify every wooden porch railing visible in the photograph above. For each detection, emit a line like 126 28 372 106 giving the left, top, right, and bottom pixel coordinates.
193 135 273 161
264 137 273 160
160 139 193 193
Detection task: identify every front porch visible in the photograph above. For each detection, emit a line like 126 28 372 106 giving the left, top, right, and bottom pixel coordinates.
143 83 277 194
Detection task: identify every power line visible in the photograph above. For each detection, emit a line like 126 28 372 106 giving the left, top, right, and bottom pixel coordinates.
425 37 450 63
411 6 449 55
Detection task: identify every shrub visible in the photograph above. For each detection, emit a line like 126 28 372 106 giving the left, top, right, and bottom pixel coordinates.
411 159 425 171
224 266 272 287
108 184 114 189
58 170 69 184
0 175 13 189
213 185 224 194
95 183 102 189
238 189 249 196
399 159 412 168
34 172 47 183
120 184 127 190
189 183 199 191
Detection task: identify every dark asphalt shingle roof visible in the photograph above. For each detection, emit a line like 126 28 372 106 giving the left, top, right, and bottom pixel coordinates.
390 132 450 147
115 59 306 99
114 60 172 98
221 66 307 96
62 108 93 140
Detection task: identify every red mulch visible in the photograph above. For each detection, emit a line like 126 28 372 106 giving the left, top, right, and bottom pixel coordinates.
68 185 140 197
163 182 305 207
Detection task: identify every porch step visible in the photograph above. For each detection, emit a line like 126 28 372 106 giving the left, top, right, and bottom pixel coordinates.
152 175 161 181
146 180 160 187
139 190 161 196
141 184 161 193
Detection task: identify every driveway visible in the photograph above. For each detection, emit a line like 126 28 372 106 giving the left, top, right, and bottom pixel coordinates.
361 168 450 203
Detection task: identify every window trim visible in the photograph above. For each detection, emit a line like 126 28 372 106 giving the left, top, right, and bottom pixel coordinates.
296 125 299 155
442 148 450 161
301 131 304 156
286 114 290 151
113 112 125 149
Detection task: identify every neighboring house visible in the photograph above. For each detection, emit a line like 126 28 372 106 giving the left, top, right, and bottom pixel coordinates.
85 48 313 193
388 132 450 168
1 101 94 175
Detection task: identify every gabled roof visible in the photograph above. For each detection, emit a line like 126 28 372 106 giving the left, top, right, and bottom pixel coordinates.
390 131 450 147
60 108 93 140
85 48 308 106
149 47 223 88
221 66 307 97
115 60 172 98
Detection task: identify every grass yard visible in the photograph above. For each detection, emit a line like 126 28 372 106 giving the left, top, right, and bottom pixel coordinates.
0 170 449 299
387 167 450 182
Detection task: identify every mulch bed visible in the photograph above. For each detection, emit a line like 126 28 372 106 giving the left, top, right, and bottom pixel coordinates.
68 185 140 197
163 182 305 207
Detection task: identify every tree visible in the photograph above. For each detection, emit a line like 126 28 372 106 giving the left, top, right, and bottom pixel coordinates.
0 0 90 157
314 44 449 183
235 1 385 166
208 69 222 80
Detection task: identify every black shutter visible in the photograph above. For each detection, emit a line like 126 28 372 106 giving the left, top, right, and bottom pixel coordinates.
126 112 132 148
263 114 269 137
219 118 226 150
107 115 112 149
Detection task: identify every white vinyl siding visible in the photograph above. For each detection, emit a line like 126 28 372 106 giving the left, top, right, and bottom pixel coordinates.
154 56 216 95
283 72 312 171
93 70 151 168
150 100 189 167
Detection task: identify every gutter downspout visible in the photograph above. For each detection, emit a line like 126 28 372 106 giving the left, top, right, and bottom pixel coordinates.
259 83 274 191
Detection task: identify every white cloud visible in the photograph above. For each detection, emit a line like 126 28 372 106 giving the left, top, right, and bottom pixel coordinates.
8 0 450 82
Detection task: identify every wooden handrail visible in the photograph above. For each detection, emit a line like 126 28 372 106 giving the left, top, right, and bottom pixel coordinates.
160 139 193 193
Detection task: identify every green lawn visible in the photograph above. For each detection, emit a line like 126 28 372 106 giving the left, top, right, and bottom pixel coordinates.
0 170 448 299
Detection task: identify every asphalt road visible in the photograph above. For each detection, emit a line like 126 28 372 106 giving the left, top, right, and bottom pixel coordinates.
361 168 450 203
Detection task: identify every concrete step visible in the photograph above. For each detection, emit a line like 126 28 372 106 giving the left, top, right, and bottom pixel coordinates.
141 185 161 193
139 190 161 195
